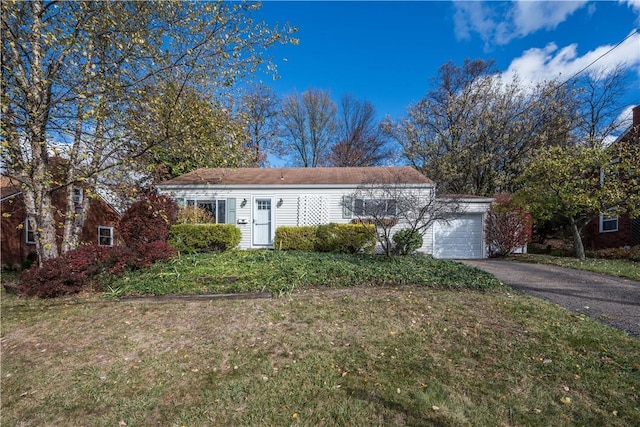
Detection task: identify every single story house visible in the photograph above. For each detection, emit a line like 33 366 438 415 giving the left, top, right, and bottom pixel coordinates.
0 176 122 268
157 166 493 259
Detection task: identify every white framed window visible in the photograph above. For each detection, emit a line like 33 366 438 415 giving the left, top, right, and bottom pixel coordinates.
25 218 36 244
98 226 114 246
185 199 227 223
599 214 618 233
353 198 397 217
73 187 83 205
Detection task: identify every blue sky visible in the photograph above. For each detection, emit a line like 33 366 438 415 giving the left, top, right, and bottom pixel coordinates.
255 1 640 124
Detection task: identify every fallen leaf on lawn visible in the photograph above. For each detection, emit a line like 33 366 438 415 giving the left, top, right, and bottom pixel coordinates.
560 396 571 406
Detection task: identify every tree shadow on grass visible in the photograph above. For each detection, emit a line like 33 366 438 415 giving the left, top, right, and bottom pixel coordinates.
345 386 461 427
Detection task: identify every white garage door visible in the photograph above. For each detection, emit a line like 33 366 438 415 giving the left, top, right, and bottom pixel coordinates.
433 214 484 259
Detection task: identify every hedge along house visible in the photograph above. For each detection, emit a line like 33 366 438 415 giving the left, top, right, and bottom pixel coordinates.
156 166 493 259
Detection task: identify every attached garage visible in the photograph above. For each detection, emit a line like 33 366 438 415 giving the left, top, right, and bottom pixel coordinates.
433 214 486 259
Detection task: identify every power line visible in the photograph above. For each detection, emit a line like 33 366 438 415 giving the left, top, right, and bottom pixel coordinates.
511 28 638 121
554 28 638 90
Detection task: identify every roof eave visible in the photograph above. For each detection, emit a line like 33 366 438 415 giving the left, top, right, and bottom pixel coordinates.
157 182 436 190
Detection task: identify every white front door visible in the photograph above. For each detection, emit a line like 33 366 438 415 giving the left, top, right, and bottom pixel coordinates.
253 198 273 246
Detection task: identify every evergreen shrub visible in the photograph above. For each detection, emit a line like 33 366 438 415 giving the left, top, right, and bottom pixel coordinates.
274 226 317 251
392 229 423 255
316 223 376 254
275 223 376 254
169 223 241 253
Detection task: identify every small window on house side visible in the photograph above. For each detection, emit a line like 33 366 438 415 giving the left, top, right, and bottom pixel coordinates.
25 218 36 244
73 187 83 205
600 214 618 233
98 226 114 246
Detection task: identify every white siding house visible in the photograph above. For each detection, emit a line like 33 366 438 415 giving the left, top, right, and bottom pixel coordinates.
156 166 493 259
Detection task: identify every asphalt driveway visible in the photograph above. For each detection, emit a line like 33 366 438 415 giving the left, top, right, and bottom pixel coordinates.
460 259 640 339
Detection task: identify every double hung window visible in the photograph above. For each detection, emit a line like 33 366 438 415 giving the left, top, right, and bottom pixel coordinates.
98 226 114 246
25 218 36 244
185 199 227 223
600 213 618 233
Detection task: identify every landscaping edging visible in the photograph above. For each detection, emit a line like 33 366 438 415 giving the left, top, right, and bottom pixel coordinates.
119 291 272 302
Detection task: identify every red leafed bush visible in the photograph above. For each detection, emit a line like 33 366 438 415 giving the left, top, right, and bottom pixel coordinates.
19 194 180 298
133 240 177 266
19 241 177 298
19 245 137 297
485 193 533 257
119 193 179 251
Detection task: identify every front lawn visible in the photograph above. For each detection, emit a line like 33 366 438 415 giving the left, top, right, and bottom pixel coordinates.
105 251 503 297
512 254 640 281
2 286 638 426
3 251 638 425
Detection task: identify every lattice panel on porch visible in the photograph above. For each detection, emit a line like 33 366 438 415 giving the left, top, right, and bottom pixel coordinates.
297 195 328 226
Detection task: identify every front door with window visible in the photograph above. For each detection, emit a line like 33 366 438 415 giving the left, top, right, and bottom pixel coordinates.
253 198 272 246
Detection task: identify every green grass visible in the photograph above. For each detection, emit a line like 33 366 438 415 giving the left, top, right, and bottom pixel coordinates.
3 251 638 425
512 254 640 281
2 286 638 426
105 251 503 297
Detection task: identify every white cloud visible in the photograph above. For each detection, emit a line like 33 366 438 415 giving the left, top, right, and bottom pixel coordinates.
502 30 640 85
620 0 640 14
602 105 636 145
454 0 589 46
453 1 497 42
616 104 636 129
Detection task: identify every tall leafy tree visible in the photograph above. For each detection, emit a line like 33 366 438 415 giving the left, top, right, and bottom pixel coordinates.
387 59 576 196
280 89 337 167
327 94 392 167
1 0 296 262
516 143 640 260
131 81 251 182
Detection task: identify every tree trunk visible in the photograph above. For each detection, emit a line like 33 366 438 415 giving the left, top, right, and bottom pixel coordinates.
61 185 91 253
23 188 59 264
568 216 586 260
19 1 59 264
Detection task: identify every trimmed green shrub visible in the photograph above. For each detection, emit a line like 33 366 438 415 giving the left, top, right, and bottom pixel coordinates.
169 224 241 253
274 226 318 251
392 229 423 255
316 223 376 254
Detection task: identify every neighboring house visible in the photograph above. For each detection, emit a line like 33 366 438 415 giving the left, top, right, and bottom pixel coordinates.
0 176 122 268
157 166 493 259
585 105 640 249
